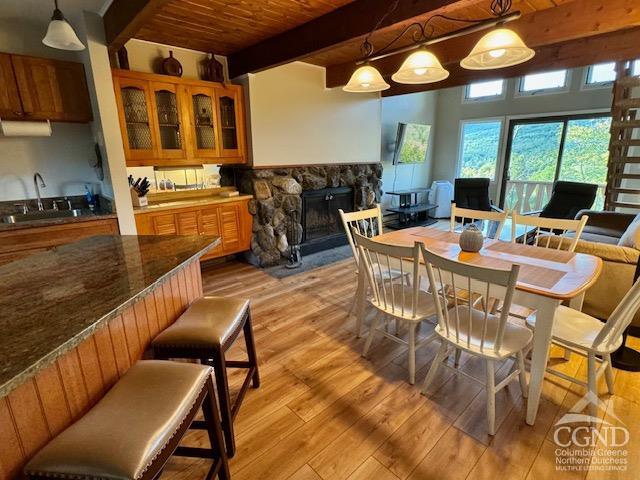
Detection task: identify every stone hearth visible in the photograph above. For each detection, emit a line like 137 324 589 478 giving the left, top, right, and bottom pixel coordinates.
220 163 383 266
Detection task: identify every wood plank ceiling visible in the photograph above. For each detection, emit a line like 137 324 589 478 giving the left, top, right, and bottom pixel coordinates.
134 0 356 55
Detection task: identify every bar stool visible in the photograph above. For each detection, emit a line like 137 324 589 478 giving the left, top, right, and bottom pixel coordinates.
152 296 260 458
25 360 229 480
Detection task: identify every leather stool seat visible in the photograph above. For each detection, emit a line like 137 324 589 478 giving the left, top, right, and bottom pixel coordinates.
25 361 217 480
153 296 250 349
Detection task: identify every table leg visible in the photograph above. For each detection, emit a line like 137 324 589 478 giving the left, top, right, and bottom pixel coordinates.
356 264 367 338
526 297 559 425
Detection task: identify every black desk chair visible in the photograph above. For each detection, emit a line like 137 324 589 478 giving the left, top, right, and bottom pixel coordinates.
537 181 598 219
454 178 502 212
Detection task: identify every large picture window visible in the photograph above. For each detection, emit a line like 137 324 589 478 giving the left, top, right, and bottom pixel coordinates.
457 120 503 180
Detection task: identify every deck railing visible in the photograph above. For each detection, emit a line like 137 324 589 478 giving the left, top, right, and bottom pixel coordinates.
502 180 605 213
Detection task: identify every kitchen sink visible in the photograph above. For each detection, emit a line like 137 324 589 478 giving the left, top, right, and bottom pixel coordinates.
1 209 85 224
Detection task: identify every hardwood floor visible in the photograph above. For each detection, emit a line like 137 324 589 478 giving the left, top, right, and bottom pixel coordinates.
161 258 640 480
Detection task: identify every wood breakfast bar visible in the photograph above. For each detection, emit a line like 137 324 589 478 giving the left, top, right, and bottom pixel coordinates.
0 235 219 479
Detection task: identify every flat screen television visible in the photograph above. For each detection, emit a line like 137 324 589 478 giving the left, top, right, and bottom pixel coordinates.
392 122 431 165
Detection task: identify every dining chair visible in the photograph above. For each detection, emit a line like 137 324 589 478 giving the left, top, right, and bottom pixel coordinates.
420 244 532 435
450 203 508 239
340 205 408 336
526 277 640 418
353 232 440 384
510 212 589 252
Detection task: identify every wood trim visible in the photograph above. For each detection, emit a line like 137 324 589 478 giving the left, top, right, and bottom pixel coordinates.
0 260 203 480
104 0 173 53
326 0 640 88
227 0 462 78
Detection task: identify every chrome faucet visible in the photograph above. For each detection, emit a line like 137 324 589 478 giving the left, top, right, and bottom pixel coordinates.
34 172 46 211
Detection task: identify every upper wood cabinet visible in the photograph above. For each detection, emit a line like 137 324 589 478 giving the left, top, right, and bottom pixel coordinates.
112 69 247 166
0 53 93 123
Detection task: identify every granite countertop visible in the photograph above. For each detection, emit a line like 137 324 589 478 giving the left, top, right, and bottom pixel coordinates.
134 194 253 214
0 210 118 232
0 235 219 397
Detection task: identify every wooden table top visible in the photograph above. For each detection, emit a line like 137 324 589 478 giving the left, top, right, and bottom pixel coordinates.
374 227 603 301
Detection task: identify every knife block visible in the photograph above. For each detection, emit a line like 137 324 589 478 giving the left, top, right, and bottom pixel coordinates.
130 188 148 207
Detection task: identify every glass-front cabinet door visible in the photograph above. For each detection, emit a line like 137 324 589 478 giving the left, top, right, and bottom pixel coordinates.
115 77 157 161
216 87 244 159
186 86 220 159
150 82 186 159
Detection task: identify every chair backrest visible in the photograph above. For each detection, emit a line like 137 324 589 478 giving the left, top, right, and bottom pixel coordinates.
339 205 383 268
539 181 598 220
450 203 508 239
593 277 640 352
511 213 588 252
420 244 520 355
454 178 492 211
352 231 422 320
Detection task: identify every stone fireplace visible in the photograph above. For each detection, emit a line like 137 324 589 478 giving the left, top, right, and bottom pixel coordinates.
220 163 383 266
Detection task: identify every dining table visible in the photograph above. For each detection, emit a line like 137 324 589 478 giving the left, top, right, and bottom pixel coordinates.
359 225 603 425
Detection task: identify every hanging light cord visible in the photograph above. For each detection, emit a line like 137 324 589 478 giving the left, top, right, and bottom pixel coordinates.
360 0 514 61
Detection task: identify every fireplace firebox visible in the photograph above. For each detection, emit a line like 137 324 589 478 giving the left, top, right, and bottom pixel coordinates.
301 187 354 255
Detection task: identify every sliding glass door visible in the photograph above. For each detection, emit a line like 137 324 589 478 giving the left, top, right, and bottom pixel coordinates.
500 113 610 213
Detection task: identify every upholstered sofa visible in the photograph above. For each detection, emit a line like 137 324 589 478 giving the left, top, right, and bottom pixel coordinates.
566 210 639 328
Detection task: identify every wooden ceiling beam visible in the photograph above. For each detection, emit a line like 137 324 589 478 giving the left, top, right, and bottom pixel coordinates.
227 0 465 79
326 0 640 88
382 27 640 97
103 0 173 52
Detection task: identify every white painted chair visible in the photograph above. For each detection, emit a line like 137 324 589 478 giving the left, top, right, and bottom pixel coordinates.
526 277 640 418
450 203 508 239
339 205 407 336
510 212 588 252
353 232 439 384
420 244 531 435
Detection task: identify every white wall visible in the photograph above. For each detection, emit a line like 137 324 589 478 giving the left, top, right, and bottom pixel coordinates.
0 20 103 202
380 91 438 210
431 66 613 200
247 62 381 166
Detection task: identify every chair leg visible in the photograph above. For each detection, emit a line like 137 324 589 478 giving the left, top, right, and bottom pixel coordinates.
355 273 367 338
408 323 416 385
454 348 462 368
486 359 496 435
603 353 615 395
243 311 261 388
422 341 447 395
210 351 236 458
517 351 528 398
587 353 598 419
362 314 381 357
202 377 230 480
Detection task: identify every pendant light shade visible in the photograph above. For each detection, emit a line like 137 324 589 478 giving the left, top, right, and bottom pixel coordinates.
343 65 390 93
391 50 449 84
460 28 533 70
42 0 85 51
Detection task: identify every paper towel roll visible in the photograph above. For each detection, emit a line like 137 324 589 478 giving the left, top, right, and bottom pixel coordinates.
1 120 52 137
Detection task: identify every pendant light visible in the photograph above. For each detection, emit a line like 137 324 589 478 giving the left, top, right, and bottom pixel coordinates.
343 65 390 93
391 49 449 84
460 28 533 70
42 0 85 51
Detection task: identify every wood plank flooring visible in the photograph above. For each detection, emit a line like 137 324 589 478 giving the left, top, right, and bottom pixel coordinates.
162 258 640 480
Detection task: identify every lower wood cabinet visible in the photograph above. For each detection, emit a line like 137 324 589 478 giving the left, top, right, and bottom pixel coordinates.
135 198 251 260
0 217 119 265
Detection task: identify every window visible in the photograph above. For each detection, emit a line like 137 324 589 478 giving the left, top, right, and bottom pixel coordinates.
518 70 569 95
464 79 505 102
633 60 640 76
458 120 503 180
584 62 616 87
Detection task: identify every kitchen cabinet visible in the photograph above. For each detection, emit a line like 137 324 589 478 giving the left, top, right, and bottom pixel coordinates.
112 69 247 166
0 217 119 266
135 197 251 260
1 53 93 123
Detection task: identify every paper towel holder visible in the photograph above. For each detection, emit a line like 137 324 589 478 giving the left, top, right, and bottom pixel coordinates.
0 119 52 137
